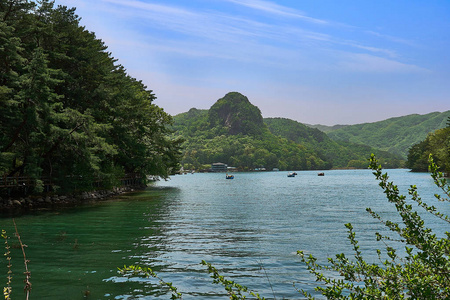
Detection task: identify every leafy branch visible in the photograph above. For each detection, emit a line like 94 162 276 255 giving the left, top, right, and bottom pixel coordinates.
13 220 31 300
201 260 266 300
117 265 182 299
2 230 12 300
2 220 31 300
298 154 450 299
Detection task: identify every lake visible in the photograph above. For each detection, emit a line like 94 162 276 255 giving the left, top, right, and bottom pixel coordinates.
0 169 448 299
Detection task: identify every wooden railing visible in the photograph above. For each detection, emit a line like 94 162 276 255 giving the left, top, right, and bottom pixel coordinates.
0 173 145 189
0 175 46 188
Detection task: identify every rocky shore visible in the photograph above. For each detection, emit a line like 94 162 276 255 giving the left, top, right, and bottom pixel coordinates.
0 185 146 213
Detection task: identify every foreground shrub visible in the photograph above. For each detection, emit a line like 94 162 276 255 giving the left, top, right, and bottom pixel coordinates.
299 154 449 299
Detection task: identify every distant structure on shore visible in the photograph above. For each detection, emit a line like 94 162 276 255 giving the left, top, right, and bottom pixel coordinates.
211 163 228 172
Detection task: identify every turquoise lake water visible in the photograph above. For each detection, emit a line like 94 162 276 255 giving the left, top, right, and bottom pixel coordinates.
0 169 448 299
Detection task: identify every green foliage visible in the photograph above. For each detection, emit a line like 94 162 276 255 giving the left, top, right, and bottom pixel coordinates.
1 221 31 300
0 0 181 194
406 126 450 174
298 154 450 299
201 261 266 300
2 230 11 300
118 265 182 299
118 262 268 300
326 111 450 159
304 124 348 133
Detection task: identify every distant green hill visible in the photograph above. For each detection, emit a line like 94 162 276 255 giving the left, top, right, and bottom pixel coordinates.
304 124 348 133
264 118 403 169
324 111 450 158
172 92 403 171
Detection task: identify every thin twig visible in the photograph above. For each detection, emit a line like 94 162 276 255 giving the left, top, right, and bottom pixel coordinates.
13 219 31 300
2 229 12 300
258 258 276 300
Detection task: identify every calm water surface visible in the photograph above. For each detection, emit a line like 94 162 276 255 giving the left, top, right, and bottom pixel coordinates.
0 169 448 299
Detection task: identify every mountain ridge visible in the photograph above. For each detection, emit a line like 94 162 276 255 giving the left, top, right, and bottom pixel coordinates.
175 101 449 161
320 111 450 158
171 92 405 170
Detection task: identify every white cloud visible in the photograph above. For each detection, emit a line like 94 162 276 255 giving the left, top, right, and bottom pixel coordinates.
53 0 448 125
99 0 332 46
223 0 328 24
337 53 428 73
98 0 272 46
340 41 398 58
102 0 196 17
366 31 417 47
73 0 409 72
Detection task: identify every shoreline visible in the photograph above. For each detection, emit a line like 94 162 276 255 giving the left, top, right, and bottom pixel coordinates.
0 185 147 214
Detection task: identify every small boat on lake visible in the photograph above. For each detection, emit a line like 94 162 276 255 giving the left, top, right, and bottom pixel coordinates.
287 172 296 177
226 174 234 179
318 172 325 176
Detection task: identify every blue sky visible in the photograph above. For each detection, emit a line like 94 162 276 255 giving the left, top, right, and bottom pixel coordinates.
55 0 450 125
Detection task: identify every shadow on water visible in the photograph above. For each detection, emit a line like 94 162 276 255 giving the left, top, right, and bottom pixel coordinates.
0 185 186 299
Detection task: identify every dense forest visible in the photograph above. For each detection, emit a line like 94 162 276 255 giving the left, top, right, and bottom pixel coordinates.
0 0 182 194
406 118 450 174
172 92 404 171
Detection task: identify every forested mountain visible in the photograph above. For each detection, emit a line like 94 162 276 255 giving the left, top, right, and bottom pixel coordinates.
0 0 181 194
172 92 403 171
173 93 330 171
208 92 265 136
323 111 450 158
264 118 403 169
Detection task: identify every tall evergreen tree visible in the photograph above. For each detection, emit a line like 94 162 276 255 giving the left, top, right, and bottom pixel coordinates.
0 0 181 194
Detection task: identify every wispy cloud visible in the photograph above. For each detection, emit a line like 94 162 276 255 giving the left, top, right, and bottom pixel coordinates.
338 40 398 58
103 0 196 18
54 0 449 125
102 0 267 44
337 53 427 73
87 0 426 75
366 31 417 47
223 0 328 24
99 0 329 52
